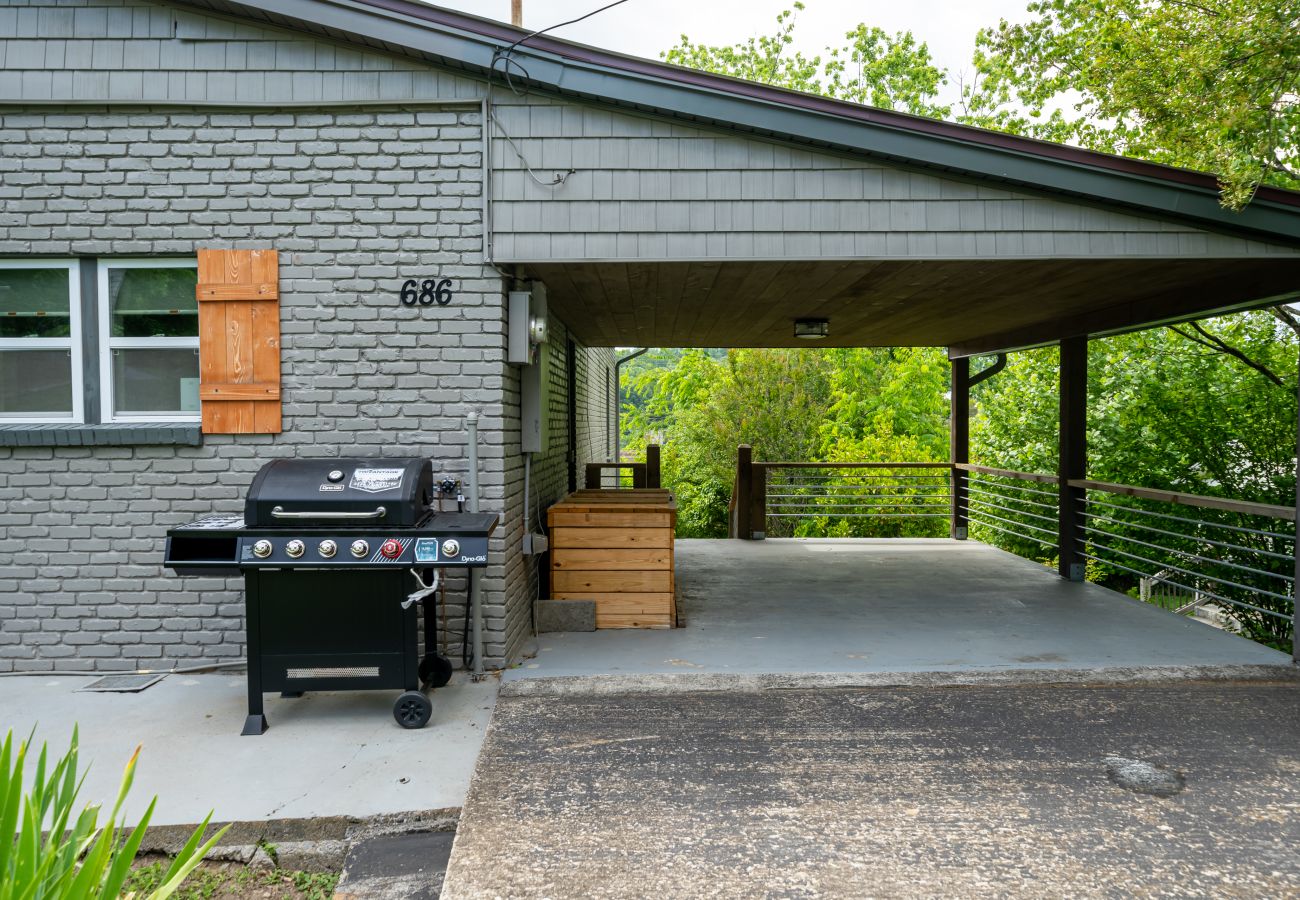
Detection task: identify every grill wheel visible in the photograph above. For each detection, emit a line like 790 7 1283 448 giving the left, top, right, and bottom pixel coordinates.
419 653 454 689
394 690 433 729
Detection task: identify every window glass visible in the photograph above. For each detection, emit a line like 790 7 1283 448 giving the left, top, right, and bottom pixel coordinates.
107 267 198 338
110 348 201 415
0 267 72 338
0 348 73 417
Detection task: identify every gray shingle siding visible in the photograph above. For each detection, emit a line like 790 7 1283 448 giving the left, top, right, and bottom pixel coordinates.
0 0 485 104
487 97 1300 262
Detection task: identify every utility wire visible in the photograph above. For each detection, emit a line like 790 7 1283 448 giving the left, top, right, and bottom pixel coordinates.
486 0 633 188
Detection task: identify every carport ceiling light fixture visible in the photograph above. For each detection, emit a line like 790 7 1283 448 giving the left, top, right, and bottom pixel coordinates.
794 318 830 340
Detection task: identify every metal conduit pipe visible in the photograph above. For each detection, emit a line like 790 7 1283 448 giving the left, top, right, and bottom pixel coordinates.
466 411 485 679
614 348 648 462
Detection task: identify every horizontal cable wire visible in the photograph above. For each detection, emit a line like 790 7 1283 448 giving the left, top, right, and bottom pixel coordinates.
967 495 1059 526
1084 496 1294 541
962 505 1060 538
967 515 1058 548
1079 522 1293 583
967 477 1061 500
1080 509 1295 564
768 512 951 519
965 482 1059 512
1074 549 1293 622
1078 537 1294 604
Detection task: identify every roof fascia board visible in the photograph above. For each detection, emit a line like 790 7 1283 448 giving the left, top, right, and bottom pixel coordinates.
948 288 1300 358
203 0 1300 246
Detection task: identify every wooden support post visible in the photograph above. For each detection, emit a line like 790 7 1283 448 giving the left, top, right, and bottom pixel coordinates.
735 445 753 540
646 444 661 489
1058 336 1088 581
750 464 767 540
950 356 970 540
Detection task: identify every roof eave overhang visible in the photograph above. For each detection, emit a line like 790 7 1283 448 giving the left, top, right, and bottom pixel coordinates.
193 0 1300 246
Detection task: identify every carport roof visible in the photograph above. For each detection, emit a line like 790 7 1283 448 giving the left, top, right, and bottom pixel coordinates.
183 0 1300 245
176 0 1300 352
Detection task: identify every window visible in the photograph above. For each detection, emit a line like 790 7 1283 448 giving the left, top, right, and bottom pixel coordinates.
0 260 82 423
97 259 200 423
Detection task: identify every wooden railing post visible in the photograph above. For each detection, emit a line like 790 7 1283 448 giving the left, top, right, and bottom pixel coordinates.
646 444 661 489
750 463 767 539
1058 336 1088 581
950 356 970 540
735 445 753 540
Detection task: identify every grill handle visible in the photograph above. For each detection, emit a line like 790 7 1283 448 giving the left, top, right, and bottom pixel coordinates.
269 505 387 520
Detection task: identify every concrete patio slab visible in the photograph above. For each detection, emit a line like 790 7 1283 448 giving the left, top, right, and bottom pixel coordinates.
511 539 1290 680
443 679 1300 899
0 672 497 826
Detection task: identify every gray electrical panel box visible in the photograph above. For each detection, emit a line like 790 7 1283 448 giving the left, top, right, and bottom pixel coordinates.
520 346 549 454
508 284 548 365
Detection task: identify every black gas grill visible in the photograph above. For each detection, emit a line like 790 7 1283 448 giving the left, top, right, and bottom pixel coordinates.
164 458 498 735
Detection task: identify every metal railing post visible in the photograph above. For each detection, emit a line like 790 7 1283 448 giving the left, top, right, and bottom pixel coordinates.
1058 336 1088 581
950 356 970 540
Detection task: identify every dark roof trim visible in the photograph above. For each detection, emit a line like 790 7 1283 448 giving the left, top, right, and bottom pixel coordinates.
199 0 1300 244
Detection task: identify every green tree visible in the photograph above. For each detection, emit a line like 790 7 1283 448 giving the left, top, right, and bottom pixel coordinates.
963 0 1300 208
662 3 950 118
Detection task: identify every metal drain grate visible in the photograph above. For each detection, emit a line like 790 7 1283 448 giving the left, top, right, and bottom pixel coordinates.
78 674 165 693
286 666 380 679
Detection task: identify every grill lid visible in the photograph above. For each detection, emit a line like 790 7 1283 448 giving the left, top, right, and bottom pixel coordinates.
245 458 433 528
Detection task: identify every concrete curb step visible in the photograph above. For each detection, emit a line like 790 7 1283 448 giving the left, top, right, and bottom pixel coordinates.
500 663 1300 697
139 808 458 882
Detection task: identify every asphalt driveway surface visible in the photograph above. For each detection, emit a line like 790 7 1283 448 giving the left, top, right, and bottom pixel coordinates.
443 678 1300 899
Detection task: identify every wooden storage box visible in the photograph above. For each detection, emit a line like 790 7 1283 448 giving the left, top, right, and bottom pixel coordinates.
547 489 677 628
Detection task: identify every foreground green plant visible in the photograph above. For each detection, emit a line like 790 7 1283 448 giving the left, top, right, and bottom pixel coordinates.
0 727 228 900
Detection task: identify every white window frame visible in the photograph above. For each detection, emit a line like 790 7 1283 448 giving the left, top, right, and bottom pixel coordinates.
0 259 83 424
97 258 201 424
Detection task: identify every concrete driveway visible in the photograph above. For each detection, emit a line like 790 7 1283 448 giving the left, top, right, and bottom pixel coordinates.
444 675 1300 898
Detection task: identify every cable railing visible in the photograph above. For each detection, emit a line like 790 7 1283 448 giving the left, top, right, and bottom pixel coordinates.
1069 479 1294 650
748 461 954 539
956 463 1060 560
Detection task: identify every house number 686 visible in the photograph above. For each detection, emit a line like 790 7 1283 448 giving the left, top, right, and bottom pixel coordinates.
400 278 454 306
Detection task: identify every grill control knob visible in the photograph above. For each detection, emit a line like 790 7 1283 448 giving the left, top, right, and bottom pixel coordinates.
318 539 337 559
252 539 273 559
350 539 369 558
327 469 345 483
285 539 305 559
441 539 460 559
380 539 403 560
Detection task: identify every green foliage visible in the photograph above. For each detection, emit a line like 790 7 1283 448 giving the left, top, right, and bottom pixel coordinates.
661 3 950 118
968 312 1297 651
124 862 340 900
0 727 227 900
963 0 1300 208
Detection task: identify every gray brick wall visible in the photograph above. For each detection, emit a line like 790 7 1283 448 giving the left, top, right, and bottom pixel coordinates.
0 104 533 672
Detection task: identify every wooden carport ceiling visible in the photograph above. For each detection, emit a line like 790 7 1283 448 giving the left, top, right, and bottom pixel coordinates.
522 259 1300 354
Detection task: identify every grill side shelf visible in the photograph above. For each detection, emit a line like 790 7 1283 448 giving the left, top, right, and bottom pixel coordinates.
165 522 243 576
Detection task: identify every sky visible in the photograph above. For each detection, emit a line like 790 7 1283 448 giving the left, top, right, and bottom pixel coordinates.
426 0 1033 105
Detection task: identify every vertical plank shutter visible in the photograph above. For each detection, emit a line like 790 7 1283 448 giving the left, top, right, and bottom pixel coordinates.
195 249 281 434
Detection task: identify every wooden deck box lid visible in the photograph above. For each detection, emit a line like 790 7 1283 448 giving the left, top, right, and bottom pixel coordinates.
548 489 677 518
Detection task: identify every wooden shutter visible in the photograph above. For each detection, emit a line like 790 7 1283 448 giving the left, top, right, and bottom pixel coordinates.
195 248 281 434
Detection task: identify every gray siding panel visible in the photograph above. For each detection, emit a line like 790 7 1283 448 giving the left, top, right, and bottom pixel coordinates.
0 0 486 105
489 97 1300 261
